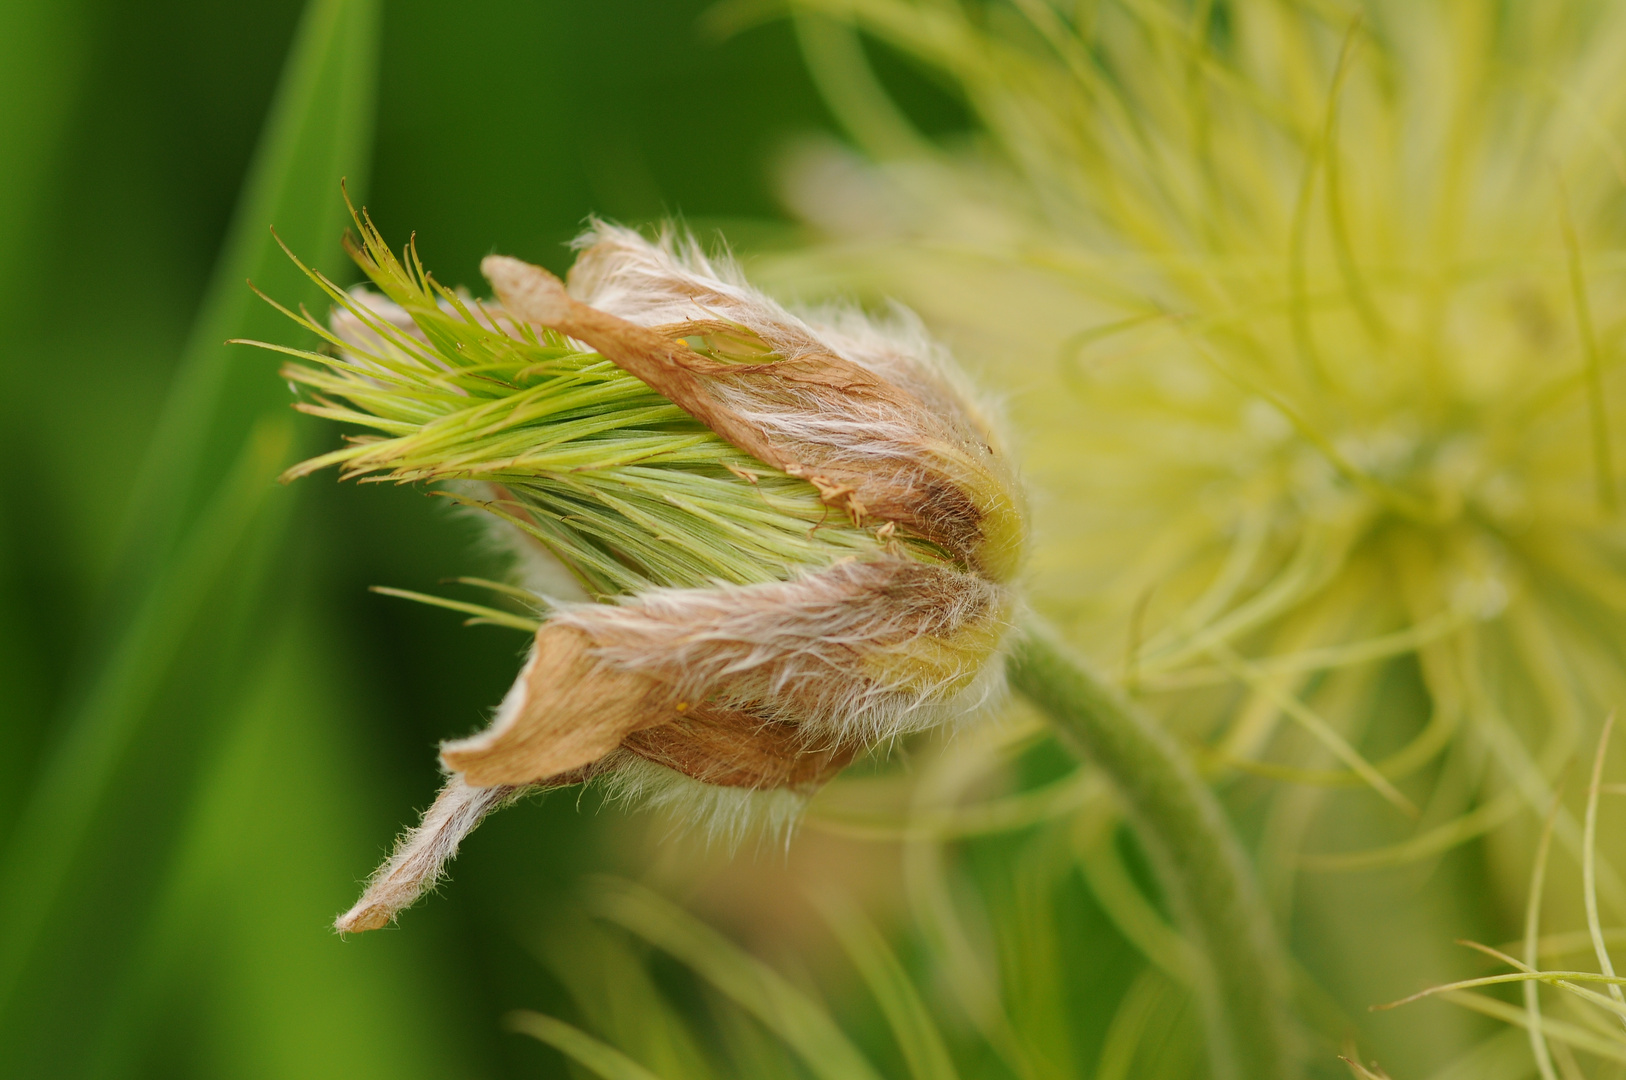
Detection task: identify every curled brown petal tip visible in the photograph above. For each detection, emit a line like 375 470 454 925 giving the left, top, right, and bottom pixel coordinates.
334 777 521 933
439 623 676 786
480 255 574 326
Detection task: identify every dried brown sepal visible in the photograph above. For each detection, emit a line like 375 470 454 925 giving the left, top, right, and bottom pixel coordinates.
439 623 677 785
480 254 1019 580
552 556 1008 743
435 557 997 794
621 705 861 790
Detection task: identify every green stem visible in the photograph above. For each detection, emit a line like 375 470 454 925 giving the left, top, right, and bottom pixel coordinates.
1007 619 1301 1080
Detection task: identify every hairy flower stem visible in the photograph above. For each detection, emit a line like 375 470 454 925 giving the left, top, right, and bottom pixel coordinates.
1007 620 1300 1080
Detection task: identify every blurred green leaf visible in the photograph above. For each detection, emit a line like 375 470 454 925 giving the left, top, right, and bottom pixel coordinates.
1094 970 1203 1080
113 0 376 576
588 876 886 1080
814 892 961 1080
93 599 477 1080
0 0 89 267
0 0 93 836
707 987 810 1079
0 0 379 1056
509 1011 666 1080
529 911 716 1079
0 418 294 1012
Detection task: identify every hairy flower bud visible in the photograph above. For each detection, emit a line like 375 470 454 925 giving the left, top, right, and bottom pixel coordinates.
258 211 1023 930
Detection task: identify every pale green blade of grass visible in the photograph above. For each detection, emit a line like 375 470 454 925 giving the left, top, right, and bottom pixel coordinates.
507 1011 666 1080
1454 617 1626 916
813 891 961 1080
1094 971 1168 1080
1297 789 1523 873
981 832 1076 1077
1550 1040 1587 1080
1147 608 1468 694
1559 181 1618 513
586 875 886 1080
1095 969 1204 1080
0 419 292 1014
1376 969 1626 1011
1539 977 1626 1025
792 13 935 162
1455 940 1626 1031
1420 1026 1548 1080
0 0 378 1018
1583 713 1626 1025
528 911 717 1080
1207 640 1417 817
902 738 1035 1080
108 0 377 581
1437 990 1626 1065
805 765 1094 841
1525 800 1563 1080
89 600 473 1079
1073 804 1198 986
1513 928 1626 963
707 988 807 1080
369 586 543 633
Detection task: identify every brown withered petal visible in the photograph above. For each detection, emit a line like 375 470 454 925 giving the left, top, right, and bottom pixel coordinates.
621 706 861 790
480 252 1020 581
428 558 1005 807
439 624 678 786
548 557 1008 744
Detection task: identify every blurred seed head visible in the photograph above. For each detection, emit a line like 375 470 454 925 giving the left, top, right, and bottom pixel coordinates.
768 0 1626 932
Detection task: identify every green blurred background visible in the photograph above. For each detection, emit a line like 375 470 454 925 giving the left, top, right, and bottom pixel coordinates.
0 1 1027 1077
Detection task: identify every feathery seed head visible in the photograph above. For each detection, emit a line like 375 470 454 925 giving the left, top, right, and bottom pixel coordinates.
252 206 1024 930
770 0 1626 931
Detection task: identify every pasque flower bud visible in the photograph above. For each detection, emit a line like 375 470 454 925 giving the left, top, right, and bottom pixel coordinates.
260 211 1023 930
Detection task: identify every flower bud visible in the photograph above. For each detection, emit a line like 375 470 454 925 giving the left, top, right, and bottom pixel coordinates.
261 213 1023 930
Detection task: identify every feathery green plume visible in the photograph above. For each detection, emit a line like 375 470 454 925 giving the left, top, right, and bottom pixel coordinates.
253 209 891 599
